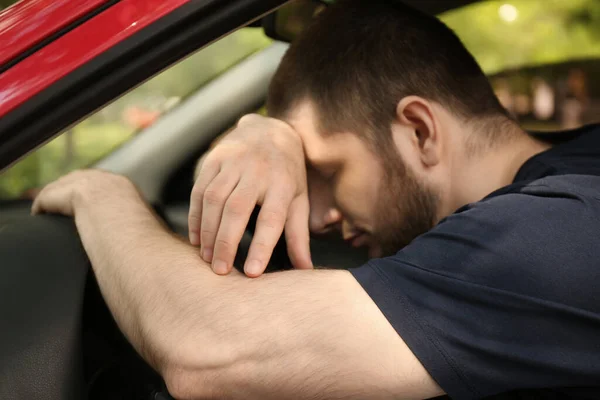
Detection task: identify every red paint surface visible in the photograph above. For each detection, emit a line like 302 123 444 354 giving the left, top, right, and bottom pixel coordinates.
0 0 110 65
0 0 189 118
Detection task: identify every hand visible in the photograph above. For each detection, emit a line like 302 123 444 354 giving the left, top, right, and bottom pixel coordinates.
189 114 313 277
31 170 137 217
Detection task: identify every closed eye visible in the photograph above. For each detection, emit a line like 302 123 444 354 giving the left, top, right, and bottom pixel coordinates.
308 161 338 183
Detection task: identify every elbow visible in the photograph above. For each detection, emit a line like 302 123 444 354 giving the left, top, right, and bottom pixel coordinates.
163 369 194 400
161 336 241 400
163 369 209 400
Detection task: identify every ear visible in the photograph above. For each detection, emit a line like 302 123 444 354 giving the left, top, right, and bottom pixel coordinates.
395 96 441 167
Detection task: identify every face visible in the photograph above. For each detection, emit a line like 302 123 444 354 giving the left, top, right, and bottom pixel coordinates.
286 101 439 258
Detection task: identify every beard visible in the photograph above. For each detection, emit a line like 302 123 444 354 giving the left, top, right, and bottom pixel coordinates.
369 150 439 258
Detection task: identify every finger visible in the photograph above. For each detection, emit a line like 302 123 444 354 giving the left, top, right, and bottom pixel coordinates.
31 171 93 216
31 187 46 215
244 188 294 277
31 183 72 216
211 176 259 275
31 183 56 215
284 194 313 270
189 161 220 246
200 170 241 264
31 173 76 215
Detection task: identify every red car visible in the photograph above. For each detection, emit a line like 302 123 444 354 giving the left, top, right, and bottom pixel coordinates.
0 0 597 399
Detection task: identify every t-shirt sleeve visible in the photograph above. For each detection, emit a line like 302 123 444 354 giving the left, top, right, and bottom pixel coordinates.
351 182 600 399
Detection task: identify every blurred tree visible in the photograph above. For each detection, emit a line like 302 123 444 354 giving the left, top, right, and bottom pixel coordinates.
0 0 18 10
441 0 600 74
566 0 600 40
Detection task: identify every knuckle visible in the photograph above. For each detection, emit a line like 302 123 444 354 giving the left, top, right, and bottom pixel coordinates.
276 178 296 195
237 113 260 126
188 213 201 225
198 155 220 173
200 232 215 242
190 183 205 199
225 197 250 218
201 226 217 238
257 208 286 229
248 159 269 178
203 153 220 167
215 238 236 253
204 188 227 206
250 239 273 257
235 183 257 199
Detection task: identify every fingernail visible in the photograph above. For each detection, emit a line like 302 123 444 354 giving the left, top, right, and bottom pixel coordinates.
190 232 199 246
245 260 263 277
212 259 228 275
202 248 213 262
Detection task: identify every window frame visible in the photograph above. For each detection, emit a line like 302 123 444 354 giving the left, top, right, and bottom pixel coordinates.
0 0 289 171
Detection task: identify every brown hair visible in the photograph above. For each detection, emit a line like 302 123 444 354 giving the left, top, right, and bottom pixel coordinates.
267 0 513 152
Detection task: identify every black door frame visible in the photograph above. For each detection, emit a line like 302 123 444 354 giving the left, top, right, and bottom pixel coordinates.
0 0 289 170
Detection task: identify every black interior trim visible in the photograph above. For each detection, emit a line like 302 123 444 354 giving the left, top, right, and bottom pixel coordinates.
0 0 122 75
262 0 481 42
403 0 480 16
0 0 290 171
0 213 88 400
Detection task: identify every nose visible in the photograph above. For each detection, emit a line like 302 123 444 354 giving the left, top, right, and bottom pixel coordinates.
310 207 342 234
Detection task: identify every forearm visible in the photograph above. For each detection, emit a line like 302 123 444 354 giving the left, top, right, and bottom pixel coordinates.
74 190 230 372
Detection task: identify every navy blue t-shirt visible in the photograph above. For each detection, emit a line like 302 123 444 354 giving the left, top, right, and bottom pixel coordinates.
351 124 600 399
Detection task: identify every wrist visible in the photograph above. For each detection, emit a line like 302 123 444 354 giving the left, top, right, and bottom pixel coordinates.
73 174 139 215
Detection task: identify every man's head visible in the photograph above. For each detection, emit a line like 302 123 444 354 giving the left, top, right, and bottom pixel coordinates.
267 0 523 257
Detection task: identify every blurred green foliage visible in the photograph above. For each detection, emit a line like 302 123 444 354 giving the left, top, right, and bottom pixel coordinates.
0 123 132 198
1 0 600 199
441 0 600 74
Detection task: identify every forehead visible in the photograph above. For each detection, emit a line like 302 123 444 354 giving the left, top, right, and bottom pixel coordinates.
284 101 366 165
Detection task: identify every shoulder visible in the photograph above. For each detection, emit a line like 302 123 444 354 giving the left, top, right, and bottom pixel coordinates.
366 174 600 305
418 175 598 259
469 173 600 228
350 173 600 399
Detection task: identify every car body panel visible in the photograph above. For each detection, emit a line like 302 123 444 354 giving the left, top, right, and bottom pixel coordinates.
0 0 111 65
0 0 189 118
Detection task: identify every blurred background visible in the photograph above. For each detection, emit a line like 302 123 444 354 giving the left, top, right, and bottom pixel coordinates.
1 0 599 198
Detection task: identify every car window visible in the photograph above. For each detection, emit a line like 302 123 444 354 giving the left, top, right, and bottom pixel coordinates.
440 0 600 131
0 28 272 199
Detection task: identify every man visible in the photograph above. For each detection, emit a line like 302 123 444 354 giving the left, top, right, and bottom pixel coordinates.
33 0 600 399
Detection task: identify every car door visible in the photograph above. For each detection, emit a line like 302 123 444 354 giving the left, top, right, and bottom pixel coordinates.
0 0 288 170
0 1 288 399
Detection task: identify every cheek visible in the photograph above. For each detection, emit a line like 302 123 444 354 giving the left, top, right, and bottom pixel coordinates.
334 167 383 221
